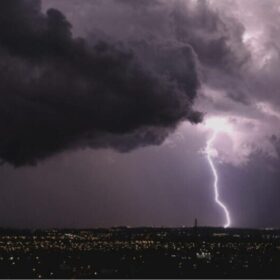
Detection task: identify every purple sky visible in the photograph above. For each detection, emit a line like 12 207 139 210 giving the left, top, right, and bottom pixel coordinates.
0 0 280 229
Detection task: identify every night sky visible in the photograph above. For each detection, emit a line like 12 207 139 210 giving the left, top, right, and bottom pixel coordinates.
0 0 280 229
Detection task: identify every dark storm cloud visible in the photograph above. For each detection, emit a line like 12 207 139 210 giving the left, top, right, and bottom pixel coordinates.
169 0 251 104
47 0 252 104
0 0 202 166
171 1 249 72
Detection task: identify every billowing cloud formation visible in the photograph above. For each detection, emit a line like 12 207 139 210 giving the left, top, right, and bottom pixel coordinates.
195 0 280 165
41 0 259 166
3 0 280 167
0 0 202 166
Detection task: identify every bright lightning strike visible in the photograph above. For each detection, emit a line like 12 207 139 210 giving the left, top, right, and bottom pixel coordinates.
205 119 231 228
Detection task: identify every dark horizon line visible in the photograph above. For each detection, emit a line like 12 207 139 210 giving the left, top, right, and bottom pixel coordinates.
0 225 278 232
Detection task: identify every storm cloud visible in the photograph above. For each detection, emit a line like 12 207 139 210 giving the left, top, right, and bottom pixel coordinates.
2 0 280 168
0 0 202 166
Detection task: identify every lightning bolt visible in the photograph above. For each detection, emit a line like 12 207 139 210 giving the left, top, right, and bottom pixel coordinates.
206 131 231 228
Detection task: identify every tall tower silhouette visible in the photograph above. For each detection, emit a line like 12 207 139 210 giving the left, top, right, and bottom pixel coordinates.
194 218 198 228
